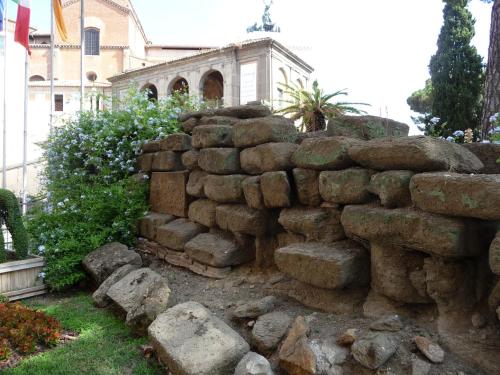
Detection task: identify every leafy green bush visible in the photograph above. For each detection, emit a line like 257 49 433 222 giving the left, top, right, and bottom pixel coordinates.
27 88 202 290
0 189 29 262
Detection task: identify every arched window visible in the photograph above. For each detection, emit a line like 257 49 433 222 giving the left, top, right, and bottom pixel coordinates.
29 75 45 82
141 84 158 101
201 70 224 106
170 77 189 94
85 28 100 56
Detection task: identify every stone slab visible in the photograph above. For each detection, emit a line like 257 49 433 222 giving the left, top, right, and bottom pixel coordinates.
328 115 409 140
160 133 192 151
138 212 176 240
368 170 414 208
240 142 298 175
198 148 241 174
181 150 200 170
186 169 208 198
242 176 265 210
260 171 291 208
463 143 500 174
204 174 247 203
292 168 321 206
319 168 374 204
192 125 233 148
188 199 218 228
156 218 206 251
233 116 298 148
216 204 274 236
150 171 190 217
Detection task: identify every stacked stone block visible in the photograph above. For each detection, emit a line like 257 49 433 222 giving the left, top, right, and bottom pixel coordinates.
136 104 500 334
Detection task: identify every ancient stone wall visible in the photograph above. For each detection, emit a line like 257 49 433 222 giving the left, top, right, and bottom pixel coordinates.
136 104 500 373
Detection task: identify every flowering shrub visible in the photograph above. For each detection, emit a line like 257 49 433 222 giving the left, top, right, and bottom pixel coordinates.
27 88 203 290
0 302 62 359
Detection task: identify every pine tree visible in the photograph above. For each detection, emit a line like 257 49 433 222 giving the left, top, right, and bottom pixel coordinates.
429 0 484 137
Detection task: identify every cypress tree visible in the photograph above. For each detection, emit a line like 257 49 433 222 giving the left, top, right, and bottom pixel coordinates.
429 0 484 137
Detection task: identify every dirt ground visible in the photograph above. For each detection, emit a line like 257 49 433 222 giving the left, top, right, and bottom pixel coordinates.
144 254 489 375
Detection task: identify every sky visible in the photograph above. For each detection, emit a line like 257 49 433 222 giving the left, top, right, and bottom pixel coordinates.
12 0 494 134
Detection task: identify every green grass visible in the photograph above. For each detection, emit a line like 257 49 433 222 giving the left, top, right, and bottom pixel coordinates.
3 293 163 375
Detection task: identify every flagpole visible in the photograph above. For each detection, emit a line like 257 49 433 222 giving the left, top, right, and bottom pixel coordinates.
49 0 54 133
2 0 8 189
21 49 28 214
80 0 84 111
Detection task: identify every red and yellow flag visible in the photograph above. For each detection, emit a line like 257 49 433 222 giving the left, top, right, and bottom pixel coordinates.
52 0 68 42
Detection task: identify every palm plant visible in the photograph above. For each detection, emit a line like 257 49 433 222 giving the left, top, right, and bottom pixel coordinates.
275 80 369 132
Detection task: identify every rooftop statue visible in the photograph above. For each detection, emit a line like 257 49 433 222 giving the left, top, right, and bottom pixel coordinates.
247 0 281 33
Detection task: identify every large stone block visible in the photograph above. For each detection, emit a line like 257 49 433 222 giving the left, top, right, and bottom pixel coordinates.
151 151 184 172
142 140 160 153
186 169 208 198
181 150 200 170
160 133 192 151
185 232 255 267
92 264 139 308
138 212 176 240
204 174 247 203
368 170 414 208
107 268 171 332
410 172 500 220
319 168 374 204
216 204 274 236
278 207 345 242
260 171 291 208
348 136 484 173
371 243 432 304
242 176 265 210
240 142 298 175
198 148 241 174
275 240 369 289
463 143 500 174
490 231 500 275
292 168 321 206
156 218 206 251
181 117 199 133
137 153 154 172
199 116 238 126
150 171 190 217
188 199 218 228
180 104 271 122
291 136 362 170
233 117 298 148
341 205 482 258
328 115 409 140
192 125 233 148
148 301 250 375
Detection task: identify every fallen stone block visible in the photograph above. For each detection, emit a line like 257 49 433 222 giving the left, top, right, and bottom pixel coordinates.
185 232 255 267
463 142 500 174
368 170 414 208
181 150 200 170
351 332 398 370
148 301 250 375
242 176 265 210
234 116 298 148
234 352 274 375
291 136 362 170
188 199 218 228
319 168 374 204
192 125 233 148
151 151 184 172
198 148 241 174
138 212 176 240
149 171 190 217
186 169 207 198
292 168 321 206
279 316 316 375
348 135 484 173
232 296 277 319
274 240 369 289
82 242 142 285
216 204 275 236
240 142 298 175
159 133 192 151
328 115 409 140
252 311 293 354
278 207 345 242
156 218 206 251
371 243 431 304
107 268 171 333
204 174 247 203
410 172 500 220
92 264 139 307
260 171 291 208
341 205 482 258
137 153 154 172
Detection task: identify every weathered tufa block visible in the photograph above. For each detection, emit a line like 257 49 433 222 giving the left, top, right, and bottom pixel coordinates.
151 151 184 172
260 171 291 208
292 168 321 206
462 143 500 174
192 125 233 148
240 142 298 175
368 170 414 208
198 116 238 126
160 133 192 151
181 117 199 133
137 153 154 172
490 232 500 275
188 199 218 228
274 240 370 289
216 204 275 236
348 135 484 173
204 174 247 203
148 302 250 375
410 172 500 220
319 168 374 204
242 176 265 210
341 205 482 258
156 218 207 251
292 136 362 170
328 115 409 140
181 150 200 170
279 207 345 242
150 171 190 217
198 148 241 174
142 140 160 153
233 116 298 148
138 212 176 240
186 169 208 198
